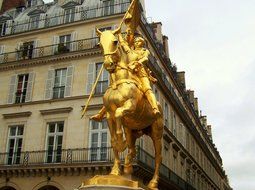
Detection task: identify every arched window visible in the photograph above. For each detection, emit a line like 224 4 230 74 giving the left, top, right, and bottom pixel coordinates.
0 187 16 190
38 186 60 190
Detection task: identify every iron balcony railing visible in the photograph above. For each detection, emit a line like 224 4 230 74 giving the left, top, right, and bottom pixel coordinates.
1 1 131 37
0 37 100 64
0 146 196 190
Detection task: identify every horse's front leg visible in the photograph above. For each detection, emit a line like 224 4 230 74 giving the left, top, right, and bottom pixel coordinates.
123 128 136 174
106 113 122 175
115 98 136 145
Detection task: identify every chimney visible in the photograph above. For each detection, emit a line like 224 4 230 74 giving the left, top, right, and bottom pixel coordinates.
187 90 195 104
177 71 186 91
207 125 212 140
151 22 163 44
200 115 207 128
0 0 25 14
163 35 170 58
193 97 199 115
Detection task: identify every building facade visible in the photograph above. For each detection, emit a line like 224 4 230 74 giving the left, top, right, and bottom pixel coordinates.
0 0 231 190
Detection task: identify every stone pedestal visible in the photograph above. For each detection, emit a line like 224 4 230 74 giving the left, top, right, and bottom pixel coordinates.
79 185 144 190
79 175 145 190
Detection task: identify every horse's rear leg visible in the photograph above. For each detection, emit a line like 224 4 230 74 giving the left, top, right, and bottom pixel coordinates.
115 99 136 142
148 118 163 190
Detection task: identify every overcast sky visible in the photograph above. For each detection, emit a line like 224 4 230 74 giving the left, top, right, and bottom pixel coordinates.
43 0 255 189
145 0 255 189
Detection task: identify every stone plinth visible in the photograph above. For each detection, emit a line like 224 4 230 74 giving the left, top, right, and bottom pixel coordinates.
79 185 144 190
79 175 145 190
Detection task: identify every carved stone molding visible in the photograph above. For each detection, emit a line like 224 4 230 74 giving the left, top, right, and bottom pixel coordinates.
2 111 32 119
40 107 73 115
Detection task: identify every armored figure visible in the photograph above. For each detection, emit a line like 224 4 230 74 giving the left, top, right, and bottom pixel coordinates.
118 33 160 116
91 33 160 122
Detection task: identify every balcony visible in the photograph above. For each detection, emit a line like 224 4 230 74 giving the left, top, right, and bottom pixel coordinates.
0 37 99 64
0 1 131 37
0 146 196 190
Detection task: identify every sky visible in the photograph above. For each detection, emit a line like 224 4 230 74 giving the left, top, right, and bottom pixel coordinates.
43 0 255 189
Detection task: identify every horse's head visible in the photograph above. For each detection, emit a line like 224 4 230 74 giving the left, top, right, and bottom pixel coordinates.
96 27 121 72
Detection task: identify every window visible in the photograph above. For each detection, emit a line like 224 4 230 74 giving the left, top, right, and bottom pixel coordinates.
53 68 67 99
58 34 71 53
7 125 24 165
64 8 75 23
27 0 37 7
103 0 115 16
19 41 34 59
89 119 108 161
46 122 64 163
164 102 169 128
0 22 7 36
30 15 40 29
95 62 109 94
15 74 29 103
173 113 177 137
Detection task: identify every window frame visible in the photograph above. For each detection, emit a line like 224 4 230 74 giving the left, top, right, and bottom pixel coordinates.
6 125 24 165
94 62 109 95
88 119 109 162
15 74 29 104
45 121 64 163
53 68 67 99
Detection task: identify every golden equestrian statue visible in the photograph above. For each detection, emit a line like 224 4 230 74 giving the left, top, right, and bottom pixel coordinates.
81 0 163 189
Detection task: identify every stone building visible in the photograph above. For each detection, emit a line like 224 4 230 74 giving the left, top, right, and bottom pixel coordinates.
0 0 231 189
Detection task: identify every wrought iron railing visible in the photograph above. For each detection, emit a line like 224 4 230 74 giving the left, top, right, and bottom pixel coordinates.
0 146 196 190
0 37 99 64
1 1 131 37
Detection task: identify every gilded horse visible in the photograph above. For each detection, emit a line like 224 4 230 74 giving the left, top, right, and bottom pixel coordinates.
94 28 163 189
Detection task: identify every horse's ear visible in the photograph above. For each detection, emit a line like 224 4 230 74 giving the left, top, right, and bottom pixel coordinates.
112 26 121 35
96 28 102 36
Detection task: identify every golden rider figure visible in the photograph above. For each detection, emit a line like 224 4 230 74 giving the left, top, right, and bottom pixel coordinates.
119 33 160 116
91 32 160 122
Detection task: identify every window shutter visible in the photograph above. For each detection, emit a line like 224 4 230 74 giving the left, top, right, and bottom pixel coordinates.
74 6 81 21
70 31 78 51
7 75 17 104
59 9 65 25
33 40 39 58
0 45 5 63
25 72 35 102
86 63 95 95
91 29 99 48
39 13 46 28
6 20 13 35
45 69 55 100
64 66 74 97
52 36 59 55
16 42 22 60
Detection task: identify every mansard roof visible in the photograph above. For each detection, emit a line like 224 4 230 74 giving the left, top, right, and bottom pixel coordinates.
61 1 80 9
27 8 46 16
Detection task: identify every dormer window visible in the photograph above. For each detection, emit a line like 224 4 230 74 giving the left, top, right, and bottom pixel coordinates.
27 0 37 8
30 15 40 29
103 0 115 16
64 7 75 23
0 22 7 36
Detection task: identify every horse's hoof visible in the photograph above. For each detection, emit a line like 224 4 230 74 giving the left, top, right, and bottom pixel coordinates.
148 180 158 190
124 165 133 174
